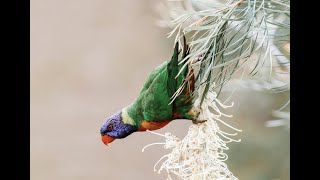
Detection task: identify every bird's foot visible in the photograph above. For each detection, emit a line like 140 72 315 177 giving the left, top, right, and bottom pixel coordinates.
192 119 207 124
190 111 207 124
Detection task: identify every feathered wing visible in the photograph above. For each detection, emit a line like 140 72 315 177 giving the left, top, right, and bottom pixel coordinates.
125 42 179 124
141 42 180 121
125 66 167 125
126 40 194 125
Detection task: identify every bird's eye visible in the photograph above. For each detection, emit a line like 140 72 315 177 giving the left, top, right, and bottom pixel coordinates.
107 124 113 131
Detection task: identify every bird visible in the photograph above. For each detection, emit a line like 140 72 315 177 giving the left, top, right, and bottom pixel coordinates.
100 37 202 145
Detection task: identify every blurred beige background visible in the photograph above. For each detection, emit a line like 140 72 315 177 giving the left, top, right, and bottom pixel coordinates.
31 0 289 180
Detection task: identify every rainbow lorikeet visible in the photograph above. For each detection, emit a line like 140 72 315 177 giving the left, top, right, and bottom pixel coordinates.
100 40 201 145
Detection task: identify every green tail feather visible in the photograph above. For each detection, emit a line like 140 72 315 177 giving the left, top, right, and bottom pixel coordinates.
167 41 180 102
173 38 195 120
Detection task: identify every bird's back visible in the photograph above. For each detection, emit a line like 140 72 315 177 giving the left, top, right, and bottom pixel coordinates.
125 41 195 126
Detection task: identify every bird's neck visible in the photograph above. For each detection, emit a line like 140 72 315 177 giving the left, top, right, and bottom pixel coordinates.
124 104 172 131
121 107 137 126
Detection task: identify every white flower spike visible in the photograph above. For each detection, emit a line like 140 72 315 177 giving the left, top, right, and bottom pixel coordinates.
143 83 241 180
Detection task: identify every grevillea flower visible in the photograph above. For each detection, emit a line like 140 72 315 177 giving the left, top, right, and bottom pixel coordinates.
143 83 241 180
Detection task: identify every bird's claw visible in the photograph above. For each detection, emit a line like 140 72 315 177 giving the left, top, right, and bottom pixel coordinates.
192 119 207 124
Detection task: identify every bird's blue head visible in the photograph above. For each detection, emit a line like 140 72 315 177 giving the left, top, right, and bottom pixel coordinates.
100 111 137 145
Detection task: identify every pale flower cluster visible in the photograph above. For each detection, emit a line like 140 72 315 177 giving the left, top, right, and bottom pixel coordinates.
143 84 241 180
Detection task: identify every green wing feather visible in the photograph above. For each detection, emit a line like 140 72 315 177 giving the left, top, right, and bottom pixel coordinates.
125 41 194 126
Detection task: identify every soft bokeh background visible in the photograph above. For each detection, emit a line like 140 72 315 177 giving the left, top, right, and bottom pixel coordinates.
31 0 289 180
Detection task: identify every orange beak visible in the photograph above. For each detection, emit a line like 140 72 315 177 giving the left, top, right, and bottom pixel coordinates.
101 135 115 145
